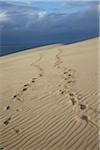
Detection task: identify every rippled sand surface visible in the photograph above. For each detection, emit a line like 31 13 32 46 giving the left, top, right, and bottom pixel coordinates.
0 38 99 150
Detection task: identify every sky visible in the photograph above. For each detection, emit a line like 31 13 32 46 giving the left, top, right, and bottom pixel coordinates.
0 0 99 56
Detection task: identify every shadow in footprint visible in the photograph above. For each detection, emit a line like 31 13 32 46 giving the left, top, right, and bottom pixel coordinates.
69 92 77 105
0 147 3 150
59 90 65 95
16 97 23 102
80 104 86 111
16 108 22 112
32 78 37 83
13 94 18 99
5 106 10 110
64 71 68 74
80 115 88 123
39 73 43 77
4 117 11 125
22 88 27 91
69 92 74 97
64 78 68 81
12 127 21 134
70 97 76 105
24 84 29 87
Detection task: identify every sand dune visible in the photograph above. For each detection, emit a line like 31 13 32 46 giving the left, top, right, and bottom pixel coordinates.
0 38 99 150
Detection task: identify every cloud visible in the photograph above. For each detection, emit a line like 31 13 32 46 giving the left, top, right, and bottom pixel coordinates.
0 1 98 29
38 11 48 19
0 11 9 22
0 0 99 56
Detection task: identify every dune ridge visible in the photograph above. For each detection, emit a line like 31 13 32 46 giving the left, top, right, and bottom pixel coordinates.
0 38 99 150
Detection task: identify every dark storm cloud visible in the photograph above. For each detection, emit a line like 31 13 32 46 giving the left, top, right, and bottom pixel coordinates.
0 0 99 56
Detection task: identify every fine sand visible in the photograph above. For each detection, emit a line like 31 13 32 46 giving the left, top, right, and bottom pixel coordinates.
0 38 99 150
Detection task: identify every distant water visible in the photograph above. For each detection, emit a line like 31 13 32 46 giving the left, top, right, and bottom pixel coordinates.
0 34 99 57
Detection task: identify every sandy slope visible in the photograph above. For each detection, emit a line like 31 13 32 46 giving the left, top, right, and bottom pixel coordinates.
0 38 99 150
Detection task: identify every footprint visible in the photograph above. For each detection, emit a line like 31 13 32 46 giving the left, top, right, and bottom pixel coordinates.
69 92 74 96
67 80 74 84
64 69 75 83
22 88 27 91
12 85 28 103
16 108 22 112
64 71 68 74
32 80 35 83
64 78 68 80
59 90 65 95
68 68 75 73
67 78 75 84
80 115 89 123
68 73 72 77
70 97 77 105
16 97 23 102
12 127 21 134
24 84 30 87
3 117 11 125
32 79 35 82
39 73 43 77
32 78 37 83
5 106 10 110
0 146 3 150
67 69 75 76
13 94 18 99
69 92 77 105
80 104 86 111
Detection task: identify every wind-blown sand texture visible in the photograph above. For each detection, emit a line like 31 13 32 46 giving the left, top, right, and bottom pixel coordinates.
0 38 99 150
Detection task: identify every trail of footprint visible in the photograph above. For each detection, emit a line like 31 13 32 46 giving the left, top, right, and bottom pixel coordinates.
4 75 37 130
54 49 98 129
9 53 46 119
12 54 44 103
54 49 63 68
4 53 50 133
54 49 76 95
68 90 99 130
31 53 43 66
73 90 100 115
31 53 45 77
